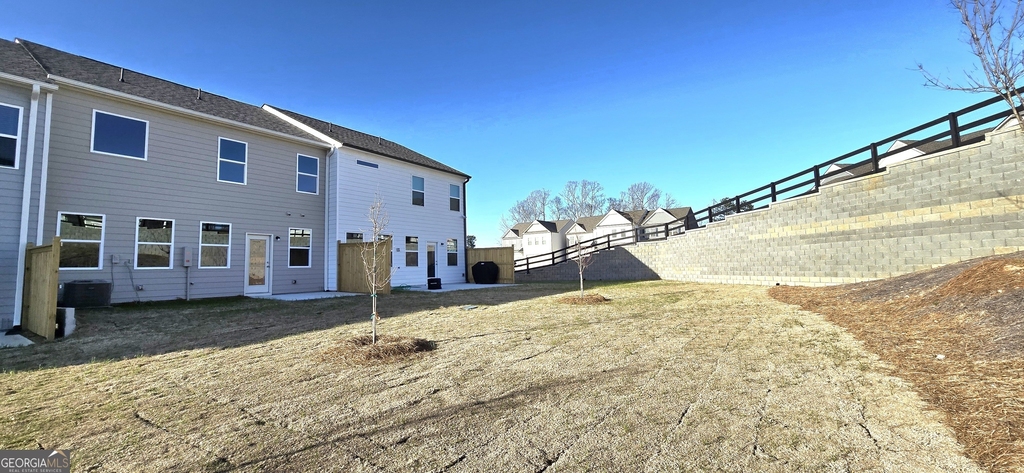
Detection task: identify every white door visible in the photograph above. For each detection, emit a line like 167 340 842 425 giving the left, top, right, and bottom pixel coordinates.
245 234 272 295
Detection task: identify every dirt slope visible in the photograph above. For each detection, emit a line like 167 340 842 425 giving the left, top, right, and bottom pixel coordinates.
771 252 1024 472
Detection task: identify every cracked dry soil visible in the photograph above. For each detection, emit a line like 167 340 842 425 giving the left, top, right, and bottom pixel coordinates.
1 281 980 472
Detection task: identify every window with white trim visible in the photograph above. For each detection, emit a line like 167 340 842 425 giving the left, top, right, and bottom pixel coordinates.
289 228 312 268
412 176 424 206
0 103 22 168
57 212 104 269
91 110 148 160
449 184 460 212
346 232 363 243
217 138 247 184
405 236 419 266
447 239 458 266
135 218 174 269
199 222 231 268
296 154 319 194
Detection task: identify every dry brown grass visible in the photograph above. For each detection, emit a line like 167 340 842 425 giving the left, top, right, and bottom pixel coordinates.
556 293 609 305
0 282 982 472
771 251 1024 473
320 334 435 365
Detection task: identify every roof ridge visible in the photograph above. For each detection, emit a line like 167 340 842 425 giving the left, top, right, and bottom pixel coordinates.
14 38 51 77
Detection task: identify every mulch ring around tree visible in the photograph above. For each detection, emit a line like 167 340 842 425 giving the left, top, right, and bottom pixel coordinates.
320 334 436 365
557 294 610 305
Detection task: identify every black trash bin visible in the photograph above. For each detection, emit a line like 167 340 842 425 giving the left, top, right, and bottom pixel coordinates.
472 261 500 284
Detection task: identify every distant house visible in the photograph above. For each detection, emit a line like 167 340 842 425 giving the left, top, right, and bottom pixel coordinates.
521 219 573 260
593 209 648 243
565 215 604 245
821 129 991 186
501 222 531 255
639 207 695 239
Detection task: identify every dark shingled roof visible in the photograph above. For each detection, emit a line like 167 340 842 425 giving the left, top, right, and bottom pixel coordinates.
526 220 559 233
664 207 694 220
571 216 604 232
15 39 322 143
267 106 469 178
504 223 532 238
0 39 49 82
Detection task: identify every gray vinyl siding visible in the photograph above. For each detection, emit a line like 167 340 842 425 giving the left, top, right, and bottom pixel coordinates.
42 87 328 304
0 82 48 329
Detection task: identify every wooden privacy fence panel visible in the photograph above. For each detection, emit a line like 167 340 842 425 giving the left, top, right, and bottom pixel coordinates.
467 247 515 284
338 239 392 294
22 236 60 341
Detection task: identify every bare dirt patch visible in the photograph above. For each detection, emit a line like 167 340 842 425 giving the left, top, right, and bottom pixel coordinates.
556 293 609 305
320 334 435 365
771 251 1024 473
0 282 981 471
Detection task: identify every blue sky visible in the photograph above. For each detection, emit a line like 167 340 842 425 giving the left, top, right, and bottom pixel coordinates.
1 0 989 244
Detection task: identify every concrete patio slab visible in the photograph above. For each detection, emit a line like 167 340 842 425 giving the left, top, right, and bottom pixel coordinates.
0 334 34 349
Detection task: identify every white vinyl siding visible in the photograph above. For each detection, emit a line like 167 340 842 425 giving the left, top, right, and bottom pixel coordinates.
296 154 319 194
0 102 23 168
57 212 105 270
134 218 174 269
288 228 312 268
199 222 231 268
91 110 149 160
217 137 247 185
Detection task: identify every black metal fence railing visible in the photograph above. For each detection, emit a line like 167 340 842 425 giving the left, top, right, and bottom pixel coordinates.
692 90 1024 226
514 221 688 272
513 90 1023 272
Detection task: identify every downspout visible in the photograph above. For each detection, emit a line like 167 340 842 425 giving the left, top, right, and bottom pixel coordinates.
34 92 53 245
13 85 41 327
462 177 469 282
323 147 336 291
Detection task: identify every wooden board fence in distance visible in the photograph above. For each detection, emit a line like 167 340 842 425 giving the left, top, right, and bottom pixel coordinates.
466 247 515 284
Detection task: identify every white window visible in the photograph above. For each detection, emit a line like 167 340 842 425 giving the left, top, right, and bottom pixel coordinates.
447 239 458 266
135 218 174 269
57 212 105 269
289 228 312 268
91 110 148 160
449 184 460 212
199 222 231 268
217 138 247 185
0 103 23 168
296 154 319 194
346 232 364 243
412 176 424 206
406 236 419 266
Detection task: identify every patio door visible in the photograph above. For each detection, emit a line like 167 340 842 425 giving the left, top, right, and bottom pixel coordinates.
427 242 437 278
245 234 272 295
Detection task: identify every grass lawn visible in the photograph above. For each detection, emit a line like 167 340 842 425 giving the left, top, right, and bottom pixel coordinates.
0 281 980 472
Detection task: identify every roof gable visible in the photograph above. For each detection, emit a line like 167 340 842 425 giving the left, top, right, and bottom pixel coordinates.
595 210 634 228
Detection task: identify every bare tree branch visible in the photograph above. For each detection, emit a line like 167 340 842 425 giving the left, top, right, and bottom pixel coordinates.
919 0 1024 130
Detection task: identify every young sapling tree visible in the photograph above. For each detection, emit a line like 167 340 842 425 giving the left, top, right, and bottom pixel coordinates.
361 192 393 344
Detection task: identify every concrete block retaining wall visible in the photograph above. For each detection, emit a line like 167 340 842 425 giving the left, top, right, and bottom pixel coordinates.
517 128 1024 286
